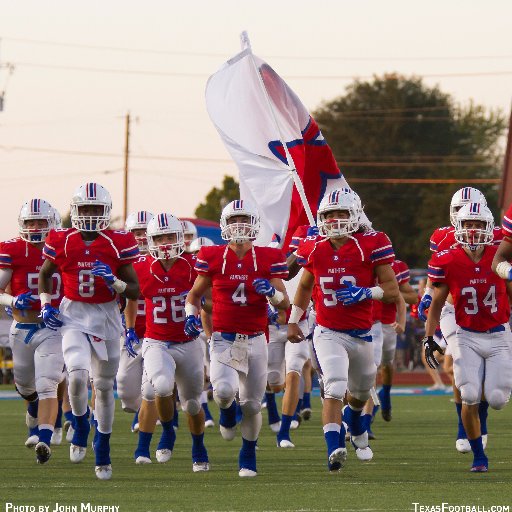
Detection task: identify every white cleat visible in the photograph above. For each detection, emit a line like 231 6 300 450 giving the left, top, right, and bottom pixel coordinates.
269 421 281 433
355 446 373 461
277 439 295 448
155 449 172 463
343 421 350 441
329 447 348 471
35 441 52 464
482 434 488 449
351 431 369 449
51 428 63 445
205 419 215 428
219 425 237 441
131 422 139 433
135 456 152 465
95 464 112 480
66 425 75 443
239 468 257 477
192 461 210 472
70 444 87 463
290 420 300 430
25 435 39 448
456 438 471 453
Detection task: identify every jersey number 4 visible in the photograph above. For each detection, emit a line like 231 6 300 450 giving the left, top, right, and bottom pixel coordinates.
460 285 498 315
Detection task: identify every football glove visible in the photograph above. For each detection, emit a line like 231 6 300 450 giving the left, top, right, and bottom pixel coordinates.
253 278 275 297
4 306 12 318
418 293 432 322
40 304 63 330
13 291 37 310
124 328 140 358
267 304 280 327
423 335 444 369
184 315 202 338
306 225 319 237
91 260 115 285
336 281 372 305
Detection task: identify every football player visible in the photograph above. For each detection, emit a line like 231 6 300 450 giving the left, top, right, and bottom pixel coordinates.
424 203 512 472
181 220 198 253
0 199 64 464
39 183 140 480
185 200 289 477
492 201 512 281
288 189 399 471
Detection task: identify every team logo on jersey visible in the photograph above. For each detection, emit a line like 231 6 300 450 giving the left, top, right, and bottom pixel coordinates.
237 263 242 268
333 255 339 261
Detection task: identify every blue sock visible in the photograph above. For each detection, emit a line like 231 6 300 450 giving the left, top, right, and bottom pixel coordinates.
72 412 91 447
265 393 280 425
455 403 466 439
344 406 364 436
55 400 63 428
469 436 487 465
479 401 489 436
324 428 340 456
236 402 243 424
191 433 208 463
131 410 139 431
27 399 39 419
28 425 39 437
379 385 392 410
90 411 98 429
38 427 53 446
277 414 293 442
202 402 214 421
219 400 237 429
361 413 372 432
339 423 346 448
172 407 179 428
239 438 257 471
158 420 176 451
95 432 111 466
64 410 74 423
293 399 303 420
302 392 311 410
135 431 153 459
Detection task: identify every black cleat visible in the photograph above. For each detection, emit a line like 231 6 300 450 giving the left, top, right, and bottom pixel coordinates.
381 408 392 422
35 442 51 464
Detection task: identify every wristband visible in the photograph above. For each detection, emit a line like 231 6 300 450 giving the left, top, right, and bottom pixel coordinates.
369 286 384 301
185 303 199 317
424 287 434 297
112 278 127 294
39 292 52 306
288 305 305 324
0 293 14 307
495 261 512 280
268 289 285 306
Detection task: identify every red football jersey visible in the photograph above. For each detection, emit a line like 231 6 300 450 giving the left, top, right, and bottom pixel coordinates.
430 226 502 253
372 300 383 323
0 237 63 310
289 225 310 252
131 256 148 339
296 231 395 331
136 254 196 342
195 245 288 335
381 259 410 324
428 245 510 330
502 203 512 240
43 229 139 304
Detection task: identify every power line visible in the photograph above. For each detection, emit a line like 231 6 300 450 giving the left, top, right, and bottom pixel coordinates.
348 178 501 184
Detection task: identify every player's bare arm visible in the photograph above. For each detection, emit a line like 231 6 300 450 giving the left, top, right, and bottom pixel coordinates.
186 274 212 311
285 253 301 281
269 278 290 310
393 293 407 334
374 264 400 304
424 283 449 337
287 269 314 343
116 264 140 300
124 298 137 329
399 281 418 305
491 237 512 279
38 259 58 295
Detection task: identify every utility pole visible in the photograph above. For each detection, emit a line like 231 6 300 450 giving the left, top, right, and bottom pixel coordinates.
123 112 130 221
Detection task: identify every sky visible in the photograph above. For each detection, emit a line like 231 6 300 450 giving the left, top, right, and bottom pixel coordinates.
0 0 511 241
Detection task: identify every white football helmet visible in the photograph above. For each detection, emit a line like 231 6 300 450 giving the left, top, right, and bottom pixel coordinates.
220 200 260 244
181 220 198 253
317 188 362 237
70 182 112 232
147 213 185 260
189 236 215 253
18 199 54 242
455 203 494 249
51 207 62 229
125 211 154 253
450 187 487 227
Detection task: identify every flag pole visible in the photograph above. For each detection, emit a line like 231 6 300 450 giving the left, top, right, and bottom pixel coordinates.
240 31 316 227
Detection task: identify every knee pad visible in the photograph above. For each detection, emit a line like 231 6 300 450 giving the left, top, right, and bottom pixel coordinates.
68 369 89 395
267 370 284 388
92 376 115 393
213 382 235 409
153 376 173 398
348 388 371 403
460 383 479 406
121 399 141 414
183 398 201 416
323 377 347 401
240 400 261 417
141 380 155 402
15 386 38 402
35 376 59 400
381 348 395 366
486 389 509 410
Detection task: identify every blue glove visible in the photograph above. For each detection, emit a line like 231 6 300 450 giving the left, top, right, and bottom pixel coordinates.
40 304 63 330
336 281 372 305
184 315 202 338
418 293 432 322
306 225 319 237
124 327 140 358
267 304 279 327
4 306 12 318
13 291 37 310
253 278 276 297
91 260 115 285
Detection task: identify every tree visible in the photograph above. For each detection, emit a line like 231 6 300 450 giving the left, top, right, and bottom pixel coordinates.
194 175 239 222
313 74 506 267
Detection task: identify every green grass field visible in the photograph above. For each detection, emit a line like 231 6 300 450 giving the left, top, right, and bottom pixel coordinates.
1 391 512 512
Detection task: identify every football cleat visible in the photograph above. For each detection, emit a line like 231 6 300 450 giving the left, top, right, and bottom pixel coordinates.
135 456 152 465
192 461 210 472
269 421 281 433
70 444 87 463
219 424 237 441
351 432 373 461
95 464 112 480
156 448 172 463
239 468 257 477
25 435 39 448
51 428 63 445
131 422 140 434
482 434 488 449
35 442 51 464
456 438 471 453
205 419 215 428
328 447 348 472
355 446 374 461
470 456 488 473
277 439 295 448
381 409 392 422
300 407 312 421
290 419 301 430
66 425 75 443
